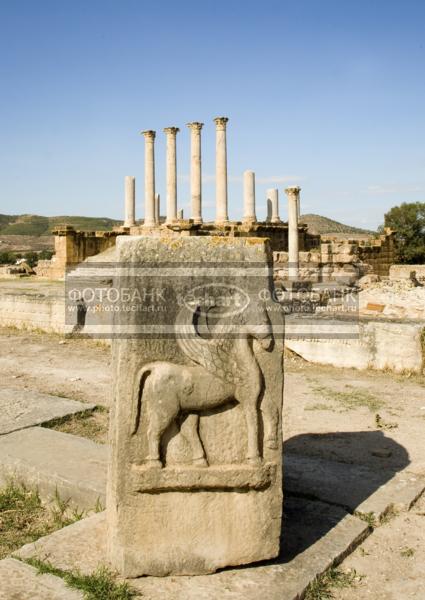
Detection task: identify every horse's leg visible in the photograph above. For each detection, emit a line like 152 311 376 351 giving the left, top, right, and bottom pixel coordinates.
261 394 279 450
245 404 261 465
180 414 208 467
236 385 262 465
145 387 179 469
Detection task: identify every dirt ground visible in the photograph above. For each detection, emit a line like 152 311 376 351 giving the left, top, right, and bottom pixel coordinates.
0 328 111 407
0 327 424 597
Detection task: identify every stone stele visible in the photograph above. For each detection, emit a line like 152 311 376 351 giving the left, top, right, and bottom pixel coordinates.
107 235 284 577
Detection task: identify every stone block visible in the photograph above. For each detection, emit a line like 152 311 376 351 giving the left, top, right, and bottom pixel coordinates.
0 388 95 436
285 453 425 519
0 427 107 510
16 499 369 600
107 236 285 576
0 558 83 600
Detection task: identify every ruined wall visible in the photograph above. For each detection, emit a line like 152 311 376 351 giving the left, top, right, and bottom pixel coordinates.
356 232 396 277
285 315 425 374
389 265 425 283
41 224 394 281
43 227 125 278
274 230 396 283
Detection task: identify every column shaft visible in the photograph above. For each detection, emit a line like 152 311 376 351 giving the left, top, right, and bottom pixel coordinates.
214 117 229 223
187 122 203 224
243 170 256 223
266 199 272 222
155 193 160 225
285 187 300 279
267 188 281 223
164 127 179 223
124 176 136 227
141 130 156 227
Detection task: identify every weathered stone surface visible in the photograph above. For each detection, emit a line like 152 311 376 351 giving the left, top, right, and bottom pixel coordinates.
107 236 284 576
285 314 424 373
17 498 369 600
285 453 425 519
0 388 95 435
0 558 82 600
0 427 107 509
130 462 277 491
17 513 106 574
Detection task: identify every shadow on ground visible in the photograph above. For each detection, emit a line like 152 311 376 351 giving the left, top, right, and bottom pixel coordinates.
278 431 409 563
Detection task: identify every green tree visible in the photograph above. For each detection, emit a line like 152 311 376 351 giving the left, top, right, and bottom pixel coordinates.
0 252 13 264
382 202 425 264
23 251 38 268
38 249 54 260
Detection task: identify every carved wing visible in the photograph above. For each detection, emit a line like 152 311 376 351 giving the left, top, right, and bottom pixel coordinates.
176 306 240 385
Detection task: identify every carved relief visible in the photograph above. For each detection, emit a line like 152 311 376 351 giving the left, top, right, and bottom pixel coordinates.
131 298 277 469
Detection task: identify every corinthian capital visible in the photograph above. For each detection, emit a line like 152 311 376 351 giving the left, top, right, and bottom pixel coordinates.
141 130 156 140
163 127 180 136
187 122 204 131
284 186 301 197
213 116 229 130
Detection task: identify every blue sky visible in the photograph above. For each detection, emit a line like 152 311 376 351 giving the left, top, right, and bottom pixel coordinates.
0 0 424 229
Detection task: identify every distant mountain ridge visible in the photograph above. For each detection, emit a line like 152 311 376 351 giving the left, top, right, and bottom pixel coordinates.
300 214 374 236
0 214 122 235
0 212 374 237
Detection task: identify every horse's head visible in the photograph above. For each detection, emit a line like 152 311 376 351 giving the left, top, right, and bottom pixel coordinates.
239 297 273 350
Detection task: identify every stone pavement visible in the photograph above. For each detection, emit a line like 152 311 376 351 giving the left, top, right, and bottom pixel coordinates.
0 427 107 510
0 387 424 597
15 499 369 600
0 387 94 435
0 558 82 600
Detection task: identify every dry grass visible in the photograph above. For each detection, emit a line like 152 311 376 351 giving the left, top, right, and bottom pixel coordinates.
305 568 361 599
22 558 136 600
311 384 384 412
43 407 109 444
0 482 84 559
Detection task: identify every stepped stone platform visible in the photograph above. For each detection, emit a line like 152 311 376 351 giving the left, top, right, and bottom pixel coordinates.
15 500 369 600
0 427 107 510
0 398 424 597
0 558 82 600
1 425 423 519
285 453 425 519
0 388 95 436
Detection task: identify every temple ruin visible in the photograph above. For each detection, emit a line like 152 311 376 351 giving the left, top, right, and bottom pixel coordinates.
43 116 395 282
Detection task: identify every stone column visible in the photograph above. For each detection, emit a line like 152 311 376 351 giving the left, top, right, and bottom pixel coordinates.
164 127 179 223
155 193 160 225
124 176 136 227
266 199 272 222
285 187 300 279
214 117 229 223
187 122 203 223
177 208 184 220
243 170 256 223
141 130 156 227
267 189 281 223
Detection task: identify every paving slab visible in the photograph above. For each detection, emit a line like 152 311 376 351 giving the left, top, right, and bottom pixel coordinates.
17 498 370 600
0 387 95 435
0 558 82 600
0 427 107 510
285 453 425 519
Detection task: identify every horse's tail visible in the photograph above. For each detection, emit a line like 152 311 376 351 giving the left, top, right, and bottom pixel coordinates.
131 365 153 435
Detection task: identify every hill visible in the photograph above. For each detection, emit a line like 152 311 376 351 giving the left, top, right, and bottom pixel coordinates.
0 214 122 236
300 214 375 237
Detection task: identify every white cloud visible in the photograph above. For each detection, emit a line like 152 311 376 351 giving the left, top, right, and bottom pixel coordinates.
365 184 425 195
